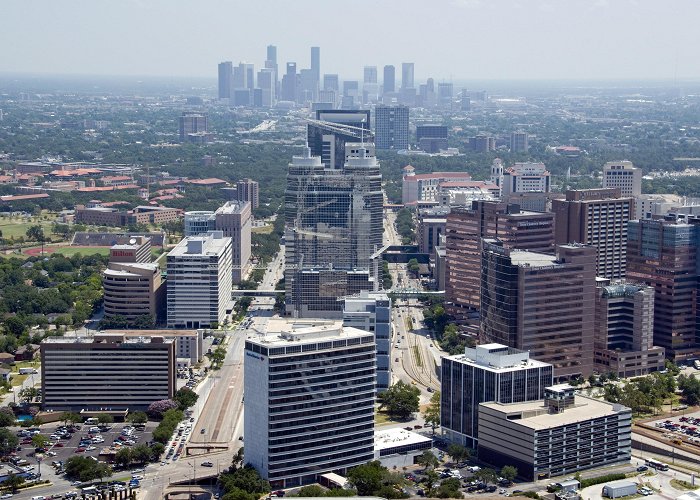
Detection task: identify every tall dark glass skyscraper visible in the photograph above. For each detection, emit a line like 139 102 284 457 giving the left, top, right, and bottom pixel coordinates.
307 109 372 169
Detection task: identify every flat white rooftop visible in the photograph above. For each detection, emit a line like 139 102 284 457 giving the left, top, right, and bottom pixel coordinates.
374 428 432 451
249 319 372 346
481 395 629 431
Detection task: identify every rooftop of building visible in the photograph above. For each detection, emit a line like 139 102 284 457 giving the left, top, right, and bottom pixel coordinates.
168 232 230 257
247 319 372 347
448 343 551 372
405 172 473 181
480 394 629 430
215 200 250 214
42 334 174 346
507 250 558 267
104 262 158 275
374 428 432 451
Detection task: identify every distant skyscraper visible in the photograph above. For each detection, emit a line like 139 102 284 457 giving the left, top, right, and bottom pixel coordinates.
383 65 395 94
401 62 415 89
281 62 297 102
218 61 232 99
311 46 320 87
179 112 208 142
266 45 277 65
364 66 378 84
323 74 339 92
480 240 597 380
299 68 317 102
416 124 448 153
257 68 275 107
375 105 409 150
437 82 453 107
510 131 529 152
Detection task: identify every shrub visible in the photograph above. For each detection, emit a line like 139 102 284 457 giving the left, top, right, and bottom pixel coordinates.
580 473 626 489
147 399 178 419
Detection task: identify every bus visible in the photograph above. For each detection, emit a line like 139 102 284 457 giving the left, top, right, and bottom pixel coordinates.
645 458 669 471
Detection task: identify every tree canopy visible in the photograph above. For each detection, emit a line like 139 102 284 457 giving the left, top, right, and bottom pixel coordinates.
378 380 420 420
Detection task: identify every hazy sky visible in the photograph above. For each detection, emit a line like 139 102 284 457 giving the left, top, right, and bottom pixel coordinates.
2 0 699 81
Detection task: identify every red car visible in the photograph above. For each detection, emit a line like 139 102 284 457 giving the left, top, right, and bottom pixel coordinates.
53 443 64 448
75 447 86 453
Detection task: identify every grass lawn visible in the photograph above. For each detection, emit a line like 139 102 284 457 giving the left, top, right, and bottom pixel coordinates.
671 479 699 491
11 374 27 387
48 247 110 257
11 361 39 372
252 224 273 234
375 409 394 425
0 220 56 239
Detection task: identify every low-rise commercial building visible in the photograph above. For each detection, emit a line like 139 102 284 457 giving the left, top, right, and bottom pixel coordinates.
41 334 176 411
244 319 375 489
478 385 631 481
75 205 180 227
374 428 431 469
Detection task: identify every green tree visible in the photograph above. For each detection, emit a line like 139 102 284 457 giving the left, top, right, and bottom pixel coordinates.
0 428 19 456
378 380 420 419
347 461 386 496
62 411 82 426
474 468 498 486
437 477 462 499
297 485 326 497
31 433 49 450
407 258 420 276
423 391 441 434
447 444 469 464
127 411 148 425
208 346 227 369
115 447 133 468
26 225 45 243
149 442 165 461
4 473 24 493
97 413 114 425
417 450 439 470
0 408 15 427
500 466 518 483
3 316 26 337
423 469 439 498
174 387 199 410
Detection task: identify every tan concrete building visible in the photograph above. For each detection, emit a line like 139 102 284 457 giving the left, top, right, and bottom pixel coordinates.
480 241 597 380
553 188 632 280
103 262 165 322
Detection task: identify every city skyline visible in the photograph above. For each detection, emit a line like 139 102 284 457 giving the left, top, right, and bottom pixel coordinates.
2 0 700 81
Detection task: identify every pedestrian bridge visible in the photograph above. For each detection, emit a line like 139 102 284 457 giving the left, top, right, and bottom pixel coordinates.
232 289 280 297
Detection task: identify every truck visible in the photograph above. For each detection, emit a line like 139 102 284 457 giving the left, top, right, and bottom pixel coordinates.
694 359 700 370
18 368 37 375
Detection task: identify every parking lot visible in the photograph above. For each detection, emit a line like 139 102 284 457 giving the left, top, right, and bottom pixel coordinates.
9 420 158 489
645 409 700 448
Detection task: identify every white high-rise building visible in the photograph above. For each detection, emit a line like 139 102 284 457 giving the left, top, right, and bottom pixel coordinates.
343 291 392 392
502 162 551 196
489 158 504 196
166 232 232 328
244 319 375 488
602 161 642 197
